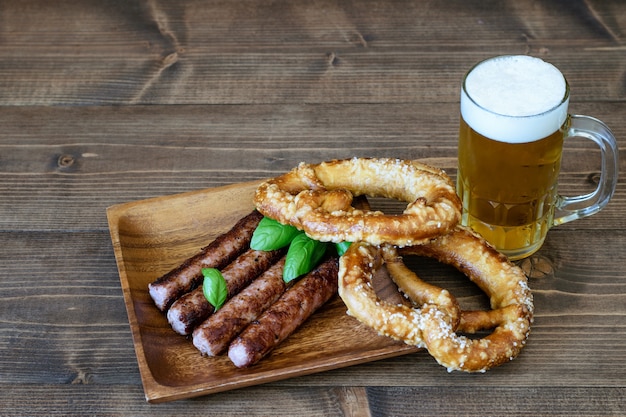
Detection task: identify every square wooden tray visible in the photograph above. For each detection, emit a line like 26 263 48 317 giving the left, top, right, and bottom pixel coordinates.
107 180 418 403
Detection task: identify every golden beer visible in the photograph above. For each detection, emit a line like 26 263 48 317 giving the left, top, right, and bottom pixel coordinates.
457 55 569 259
457 118 566 259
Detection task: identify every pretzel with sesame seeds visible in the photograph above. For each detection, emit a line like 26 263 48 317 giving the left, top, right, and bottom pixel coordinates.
338 226 534 373
253 157 462 247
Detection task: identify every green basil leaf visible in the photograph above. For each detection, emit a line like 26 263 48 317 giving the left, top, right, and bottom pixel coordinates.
202 268 228 310
310 237 328 266
283 233 328 283
250 216 300 251
335 241 352 256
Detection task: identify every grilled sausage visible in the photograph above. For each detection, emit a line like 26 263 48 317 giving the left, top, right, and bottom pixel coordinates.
228 256 339 368
166 248 284 335
148 210 263 311
192 257 288 356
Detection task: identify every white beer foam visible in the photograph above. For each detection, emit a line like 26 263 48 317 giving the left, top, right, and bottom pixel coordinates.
461 55 569 143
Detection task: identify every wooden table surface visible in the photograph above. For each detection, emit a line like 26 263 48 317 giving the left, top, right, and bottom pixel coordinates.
2 1 625 416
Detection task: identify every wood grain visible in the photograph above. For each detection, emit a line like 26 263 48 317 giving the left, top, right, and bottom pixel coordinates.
1 0 625 415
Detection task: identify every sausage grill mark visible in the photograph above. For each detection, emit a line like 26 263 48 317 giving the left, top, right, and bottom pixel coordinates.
148 210 263 311
228 257 339 368
192 257 288 357
167 248 285 335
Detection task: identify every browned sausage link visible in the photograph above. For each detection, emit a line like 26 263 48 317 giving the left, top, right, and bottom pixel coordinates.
192 257 287 356
167 248 285 335
148 210 263 311
227 256 339 368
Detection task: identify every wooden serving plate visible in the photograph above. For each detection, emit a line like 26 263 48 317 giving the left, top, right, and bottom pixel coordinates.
107 180 419 403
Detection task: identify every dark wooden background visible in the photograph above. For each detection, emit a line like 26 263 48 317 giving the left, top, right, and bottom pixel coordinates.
1 1 625 416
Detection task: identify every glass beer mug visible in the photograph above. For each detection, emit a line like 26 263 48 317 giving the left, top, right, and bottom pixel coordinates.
457 55 619 260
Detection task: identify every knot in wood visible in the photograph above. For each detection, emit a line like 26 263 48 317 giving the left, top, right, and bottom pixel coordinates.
57 154 75 168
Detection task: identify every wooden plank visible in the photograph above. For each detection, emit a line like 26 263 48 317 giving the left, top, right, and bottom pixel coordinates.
2 383 621 417
0 384 363 417
365 386 626 417
2 50 623 105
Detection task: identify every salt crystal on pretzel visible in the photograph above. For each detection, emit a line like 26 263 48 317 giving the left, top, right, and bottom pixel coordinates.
397 227 533 372
339 226 533 373
254 157 462 247
338 242 462 349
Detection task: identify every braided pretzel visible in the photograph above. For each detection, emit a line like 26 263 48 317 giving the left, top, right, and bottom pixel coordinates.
339 227 533 372
254 157 462 247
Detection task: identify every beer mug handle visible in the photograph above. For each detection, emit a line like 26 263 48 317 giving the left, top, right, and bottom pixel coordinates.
553 115 619 226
